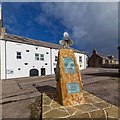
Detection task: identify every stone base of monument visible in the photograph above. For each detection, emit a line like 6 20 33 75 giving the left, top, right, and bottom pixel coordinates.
42 91 119 119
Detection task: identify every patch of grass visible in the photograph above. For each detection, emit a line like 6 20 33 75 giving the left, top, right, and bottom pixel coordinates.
28 96 41 120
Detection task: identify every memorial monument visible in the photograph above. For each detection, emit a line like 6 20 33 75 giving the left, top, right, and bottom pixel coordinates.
56 32 85 106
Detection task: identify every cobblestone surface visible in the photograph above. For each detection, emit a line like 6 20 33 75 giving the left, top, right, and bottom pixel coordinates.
42 91 119 119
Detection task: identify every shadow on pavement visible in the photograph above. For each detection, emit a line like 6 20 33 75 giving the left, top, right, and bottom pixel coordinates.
36 85 59 104
84 72 119 78
35 84 119 108
36 85 56 93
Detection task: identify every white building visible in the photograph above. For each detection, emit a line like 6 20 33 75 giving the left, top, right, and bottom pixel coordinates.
0 6 88 80
0 33 88 80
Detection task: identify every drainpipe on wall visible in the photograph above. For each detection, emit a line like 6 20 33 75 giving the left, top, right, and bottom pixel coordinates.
84 54 86 69
50 48 52 74
5 40 7 79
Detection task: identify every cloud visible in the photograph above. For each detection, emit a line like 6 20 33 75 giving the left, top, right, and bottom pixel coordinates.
3 2 118 57
4 14 18 25
71 26 88 39
34 14 53 27
38 2 118 57
2 0 119 2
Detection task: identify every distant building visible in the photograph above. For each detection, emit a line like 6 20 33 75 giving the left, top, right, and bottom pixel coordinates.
88 49 118 68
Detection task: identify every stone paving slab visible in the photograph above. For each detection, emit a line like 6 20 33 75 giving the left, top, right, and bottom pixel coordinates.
14 75 55 84
2 80 21 97
42 91 120 119
2 98 35 118
1 91 41 104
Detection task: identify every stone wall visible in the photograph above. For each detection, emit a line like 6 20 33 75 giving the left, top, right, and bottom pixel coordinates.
88 54 102 67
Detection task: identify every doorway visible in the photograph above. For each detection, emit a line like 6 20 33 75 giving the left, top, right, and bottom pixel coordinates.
41 68 46 76
30 69 39 76
54 68 56 73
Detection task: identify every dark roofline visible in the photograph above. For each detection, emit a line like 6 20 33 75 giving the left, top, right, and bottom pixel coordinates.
97 53 110 57
1 33 87 54
96 52 118 60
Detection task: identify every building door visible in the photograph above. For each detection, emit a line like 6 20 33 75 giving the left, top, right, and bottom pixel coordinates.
30 69 39 76
54 68 56 73
41 68 46 76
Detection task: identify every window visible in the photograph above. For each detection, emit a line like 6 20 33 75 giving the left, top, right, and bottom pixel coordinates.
54 68 56 73
79 56 82 63
35 53 39 60
53 63 57 66
55 56 58 61
16 52 22 59
36 47 38 50
24 63 28 65
45 63 48 65
26 50 29 52
7 69 14 74
105 60 108 64
18 68 21 70
40 54 44 61
46 52 49 54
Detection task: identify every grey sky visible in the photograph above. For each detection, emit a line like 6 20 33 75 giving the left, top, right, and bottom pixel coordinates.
38 2 118 57
3 2 118 58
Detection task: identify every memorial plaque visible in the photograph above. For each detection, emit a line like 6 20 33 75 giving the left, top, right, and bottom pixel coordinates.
67 82 80 94
63 58 76 73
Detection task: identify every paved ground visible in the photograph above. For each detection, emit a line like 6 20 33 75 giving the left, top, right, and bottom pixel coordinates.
82 68 119 107
1 67 119 118
42 91 119 119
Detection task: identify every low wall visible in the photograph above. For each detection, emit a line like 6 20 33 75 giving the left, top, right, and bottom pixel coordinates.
102 64 118 69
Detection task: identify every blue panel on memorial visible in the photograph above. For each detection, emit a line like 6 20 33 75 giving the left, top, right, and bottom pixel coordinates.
63 58 76 74
67 82 80 94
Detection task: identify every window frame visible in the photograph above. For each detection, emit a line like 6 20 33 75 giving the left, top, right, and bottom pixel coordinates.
35 53 39 60
79 56 82 63
16 52 22 59
40 54 44 61
55 56 58 62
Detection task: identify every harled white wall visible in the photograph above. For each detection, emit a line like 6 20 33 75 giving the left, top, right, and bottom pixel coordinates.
75 52 87 70
1 40 51 79
51 48 59 74
0 40 6 79
0 40 87 79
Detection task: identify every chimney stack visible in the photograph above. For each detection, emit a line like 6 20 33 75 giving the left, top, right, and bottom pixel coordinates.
0 27 6 38
0 3 6 38
93 49 97 54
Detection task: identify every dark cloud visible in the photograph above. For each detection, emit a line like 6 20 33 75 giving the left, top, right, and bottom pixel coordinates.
3 2 118 58
38 2 118 57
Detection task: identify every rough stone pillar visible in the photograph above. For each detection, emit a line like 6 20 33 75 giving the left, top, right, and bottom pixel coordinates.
56 48 85 106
